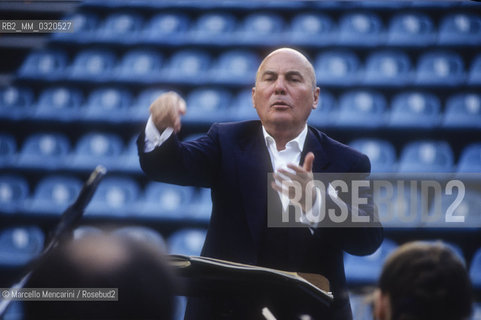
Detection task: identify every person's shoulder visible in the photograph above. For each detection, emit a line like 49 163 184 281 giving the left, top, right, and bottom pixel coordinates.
210 120 261 136
309 126 370 171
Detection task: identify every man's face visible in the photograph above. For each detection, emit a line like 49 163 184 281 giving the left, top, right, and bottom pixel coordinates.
252 50 319 131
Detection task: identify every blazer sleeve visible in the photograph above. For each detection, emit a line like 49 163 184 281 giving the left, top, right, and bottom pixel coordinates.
321 153 384 256
137 124 221 188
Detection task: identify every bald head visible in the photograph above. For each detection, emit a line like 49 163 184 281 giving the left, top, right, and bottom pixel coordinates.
256 48 317 89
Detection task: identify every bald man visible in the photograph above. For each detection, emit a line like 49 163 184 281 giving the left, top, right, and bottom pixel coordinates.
138 48 383 319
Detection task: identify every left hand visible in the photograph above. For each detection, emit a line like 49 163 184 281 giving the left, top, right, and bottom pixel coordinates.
271 152 316 212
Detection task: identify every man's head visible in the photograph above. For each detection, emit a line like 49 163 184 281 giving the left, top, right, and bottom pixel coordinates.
25 233 177 319
252 48 320 138
374 241 472 320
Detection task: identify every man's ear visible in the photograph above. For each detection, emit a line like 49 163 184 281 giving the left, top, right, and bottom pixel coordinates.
373 289 391 320
252 87 256 109
312 87 320 110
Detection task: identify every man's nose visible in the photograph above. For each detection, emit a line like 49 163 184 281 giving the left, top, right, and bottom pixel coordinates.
274 77 286 94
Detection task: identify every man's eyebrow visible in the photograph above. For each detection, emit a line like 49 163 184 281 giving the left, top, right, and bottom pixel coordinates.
261 70 277 78
261 70 305 78
285 71 304 79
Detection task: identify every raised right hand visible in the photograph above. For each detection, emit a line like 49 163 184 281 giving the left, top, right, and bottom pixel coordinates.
149 91 187 133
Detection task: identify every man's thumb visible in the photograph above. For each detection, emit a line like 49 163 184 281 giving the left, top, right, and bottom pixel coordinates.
303 152 315 172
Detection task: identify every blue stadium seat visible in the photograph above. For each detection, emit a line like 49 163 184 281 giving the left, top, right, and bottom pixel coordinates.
289 13 335 45
190 188 212 221
231 89 257 121
184 88 231 123
0 134 17 168
424 189 481 229
308 90 337 128
120 135 142 173
0 86 34 120
96 12 143 43
387 12 436 46
472 303 481 320
83 87 132 122
344 238 398 285
85 176 140 217
113 226 166 252
336 90 387 127
53 11 99 41
458 143 481 173
128 88 167 122
468 54 481 85
210 50 260 85
438 13 481 45
70 49 117 81
140 182 194 219
18 49 67 80
443 93 481 128
164 50 211 83
143 12 190 44
389 92 441 128
374 183 425 228
0 226 44 267
415 51 465 86
349 139 396 172
189 13 237 44
338 12 385 46
27 176 83 216
35 87 83 121
363 51 412 86
17 133 71 170
314 50 361 86
0 175 29 214
70 132 124 171
238 13 284 45
168 228 206 256
471 248 481 291
117 49 163 82
398 140 454 172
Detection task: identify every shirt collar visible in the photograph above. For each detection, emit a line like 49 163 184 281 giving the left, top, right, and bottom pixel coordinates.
262 124 308 152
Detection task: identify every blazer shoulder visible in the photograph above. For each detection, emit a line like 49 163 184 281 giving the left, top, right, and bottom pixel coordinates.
310 126 371 172
210 120 262 140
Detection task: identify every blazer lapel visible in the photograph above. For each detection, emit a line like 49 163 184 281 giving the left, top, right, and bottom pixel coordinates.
235 124 273 255
289 127 330 268
300 126 330 172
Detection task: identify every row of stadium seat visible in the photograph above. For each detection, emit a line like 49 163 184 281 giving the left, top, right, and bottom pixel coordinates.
2 85 480 128
52 11 481 46
0 174 211 220
1 225 479 292
17 48 481 86
1 133 480 173
1 173 480 228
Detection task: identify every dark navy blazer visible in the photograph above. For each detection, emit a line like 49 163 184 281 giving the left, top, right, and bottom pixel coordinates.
138 120 383 319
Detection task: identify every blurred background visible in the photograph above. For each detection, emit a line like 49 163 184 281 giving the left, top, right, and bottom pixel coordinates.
0 0 480 319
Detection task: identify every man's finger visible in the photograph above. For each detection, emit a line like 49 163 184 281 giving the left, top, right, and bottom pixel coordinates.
303 152 315 172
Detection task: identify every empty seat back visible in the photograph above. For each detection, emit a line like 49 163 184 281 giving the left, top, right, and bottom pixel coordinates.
0 175 29 214
390 92 441 127
0 226 45 267
168 228 206 256
399 140 454 172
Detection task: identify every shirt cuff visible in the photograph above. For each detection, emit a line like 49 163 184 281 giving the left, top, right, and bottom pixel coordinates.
301 184 339 234
144 115 174 153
